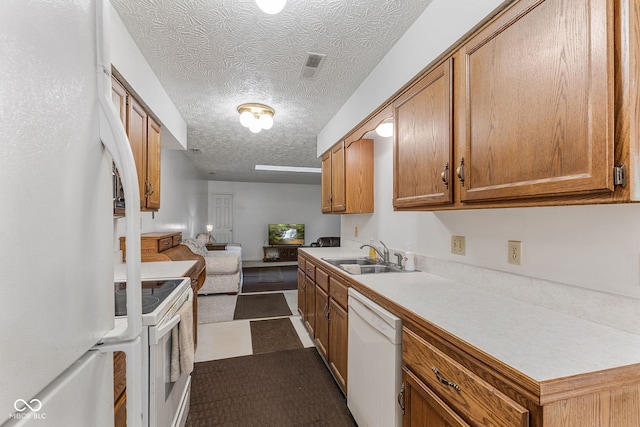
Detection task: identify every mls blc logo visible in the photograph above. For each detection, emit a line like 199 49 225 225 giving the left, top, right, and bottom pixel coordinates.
10 398 46 420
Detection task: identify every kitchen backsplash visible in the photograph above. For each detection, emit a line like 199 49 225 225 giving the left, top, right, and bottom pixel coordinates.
341 239 640 336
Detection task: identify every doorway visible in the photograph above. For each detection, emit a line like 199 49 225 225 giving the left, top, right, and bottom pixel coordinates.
209 193 234 243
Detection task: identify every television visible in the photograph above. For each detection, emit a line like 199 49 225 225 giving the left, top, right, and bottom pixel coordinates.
268 223 305 246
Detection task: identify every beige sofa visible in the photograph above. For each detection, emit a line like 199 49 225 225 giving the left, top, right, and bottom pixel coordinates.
180 238 242 295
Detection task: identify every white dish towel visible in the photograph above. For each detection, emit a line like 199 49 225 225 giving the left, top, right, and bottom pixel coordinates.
170 299 194 382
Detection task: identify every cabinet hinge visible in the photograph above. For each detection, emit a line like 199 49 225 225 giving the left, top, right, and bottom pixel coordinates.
614 163 627 188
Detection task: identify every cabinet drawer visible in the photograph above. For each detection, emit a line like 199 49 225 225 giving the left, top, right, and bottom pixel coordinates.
158 237 173 252
305 261 316 281
402 328 528 427
315 268 329 293
329 275 348 309
172 234 182 246
298 256 306 272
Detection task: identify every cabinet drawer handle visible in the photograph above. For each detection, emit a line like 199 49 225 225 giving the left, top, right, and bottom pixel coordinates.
432 367 461 391
397 382 405 415
456 157 465 187
441 162 449 189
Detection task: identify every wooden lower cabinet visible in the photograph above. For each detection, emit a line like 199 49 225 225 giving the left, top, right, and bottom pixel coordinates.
304 279 316 336
297 267 305 316
403 327 528 427
328 297 348 393
315 285 329 360
113 351 127 427
298 255 350 394
401 367 469 427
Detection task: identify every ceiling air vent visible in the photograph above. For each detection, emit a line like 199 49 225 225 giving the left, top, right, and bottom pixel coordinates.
300 52 326 79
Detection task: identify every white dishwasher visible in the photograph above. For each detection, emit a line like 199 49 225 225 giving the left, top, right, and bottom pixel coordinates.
347 288 402 427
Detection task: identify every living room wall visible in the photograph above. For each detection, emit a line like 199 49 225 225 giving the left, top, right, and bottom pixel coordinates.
114 149 208 262
207 181 340 261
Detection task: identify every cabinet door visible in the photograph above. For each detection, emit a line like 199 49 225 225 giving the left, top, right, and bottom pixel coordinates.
127 96 148 210
457 0 614 202
329 298 348 393
345 138 374 213
297 268 305 317
321 151 332 213
331 142 346 212
394 59 453 208
314 286 329 361
304 280 316 336
145 117 161 211
111 77 127 126
401 368 470 427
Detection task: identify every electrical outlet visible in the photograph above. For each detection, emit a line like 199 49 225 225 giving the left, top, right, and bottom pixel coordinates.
451 235 466 255
508 240 522 265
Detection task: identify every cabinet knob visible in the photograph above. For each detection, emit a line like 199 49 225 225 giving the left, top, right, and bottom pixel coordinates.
456 157 465 187
441 162 450 189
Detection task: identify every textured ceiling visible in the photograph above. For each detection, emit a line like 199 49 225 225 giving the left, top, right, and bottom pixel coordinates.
111 0 434 184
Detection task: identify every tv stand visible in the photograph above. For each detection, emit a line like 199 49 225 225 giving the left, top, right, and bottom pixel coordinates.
263 246 300 262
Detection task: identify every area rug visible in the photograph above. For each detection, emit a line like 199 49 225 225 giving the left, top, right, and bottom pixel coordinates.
242 266 299 293
250 318 303 354
233 292 292 320
186 348 357 427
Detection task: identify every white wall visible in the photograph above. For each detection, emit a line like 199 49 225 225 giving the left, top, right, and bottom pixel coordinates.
114 149 208 260
342 134 640 300
317 0 507 154
153 149 208 237
110 5 187 150
322 0 640 307
207 181 340 260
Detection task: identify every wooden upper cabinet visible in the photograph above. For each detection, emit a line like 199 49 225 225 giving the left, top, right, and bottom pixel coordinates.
128 96 148 210
394 58 453 208
111 75 162 212
321 151 332 213
456 0 614 203
111 78 127 126
331 142 346 212
321 138 373 214
344 138 374 213
146 117 161 210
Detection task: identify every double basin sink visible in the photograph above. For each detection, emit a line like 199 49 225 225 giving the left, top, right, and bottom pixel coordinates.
321 257 405 275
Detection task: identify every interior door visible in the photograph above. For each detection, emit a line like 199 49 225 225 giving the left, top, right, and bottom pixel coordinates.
209 194 233 243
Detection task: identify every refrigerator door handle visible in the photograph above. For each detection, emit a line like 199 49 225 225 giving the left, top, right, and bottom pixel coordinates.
96 3 143 427
95 0 142 343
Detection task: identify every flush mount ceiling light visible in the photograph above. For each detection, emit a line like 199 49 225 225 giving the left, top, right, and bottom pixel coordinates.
237 103 275 134
255 0 286 15
375 119 394 138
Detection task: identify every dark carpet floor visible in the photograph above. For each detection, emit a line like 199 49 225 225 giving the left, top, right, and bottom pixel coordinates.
242 265 298 293
233 293 292 320
186 348 357 427
250 318 303 355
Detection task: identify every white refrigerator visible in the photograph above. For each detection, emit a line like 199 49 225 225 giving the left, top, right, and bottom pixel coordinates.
1 1 144 425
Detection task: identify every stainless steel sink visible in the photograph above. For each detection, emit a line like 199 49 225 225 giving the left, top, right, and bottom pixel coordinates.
358 264 403 274
322 257 379 266
321 257 405 274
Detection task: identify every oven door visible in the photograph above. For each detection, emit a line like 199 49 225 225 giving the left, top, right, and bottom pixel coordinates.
147 290 192 427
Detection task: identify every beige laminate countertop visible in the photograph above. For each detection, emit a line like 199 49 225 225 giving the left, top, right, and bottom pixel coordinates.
113 260 197 282
300 247 640 383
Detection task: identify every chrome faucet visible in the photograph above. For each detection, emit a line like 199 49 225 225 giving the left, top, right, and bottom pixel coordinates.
359 241 390 263
393 252 403 268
